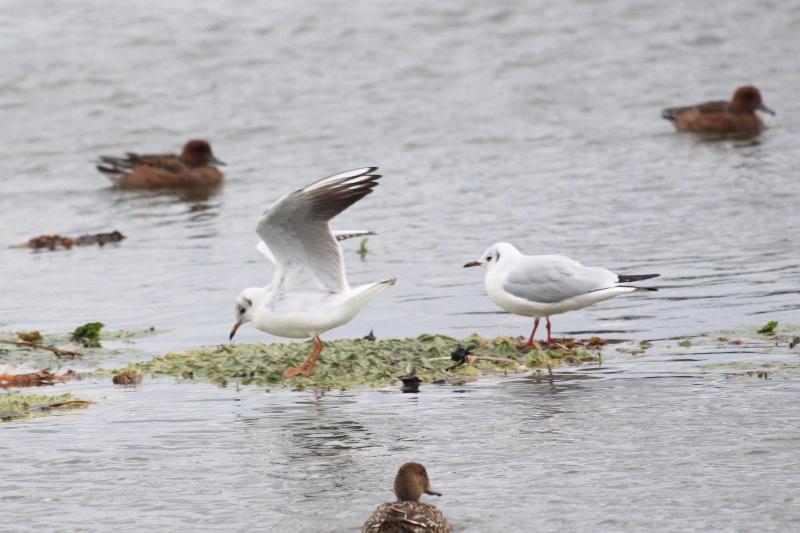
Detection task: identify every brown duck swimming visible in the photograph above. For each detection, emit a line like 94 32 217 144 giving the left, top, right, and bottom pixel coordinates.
662 86 774 135
96 139 224 188
362 462 451 533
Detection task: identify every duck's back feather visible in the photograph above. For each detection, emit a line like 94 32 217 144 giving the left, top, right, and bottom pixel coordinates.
362 501 451 533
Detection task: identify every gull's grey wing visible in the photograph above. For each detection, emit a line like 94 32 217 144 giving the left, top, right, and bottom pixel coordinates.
503 255 618 304
255 168 380 292
256 230 376 265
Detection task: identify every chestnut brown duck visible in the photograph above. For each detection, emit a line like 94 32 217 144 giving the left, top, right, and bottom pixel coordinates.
662 86 774 135
362 463 451 533
96 139 224 188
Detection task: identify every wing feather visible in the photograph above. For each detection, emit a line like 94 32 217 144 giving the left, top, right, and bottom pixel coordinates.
255 168 380 292
503 256 617 303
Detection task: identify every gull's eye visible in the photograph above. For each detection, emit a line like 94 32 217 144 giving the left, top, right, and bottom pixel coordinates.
486 256 492 262
238 306 245 314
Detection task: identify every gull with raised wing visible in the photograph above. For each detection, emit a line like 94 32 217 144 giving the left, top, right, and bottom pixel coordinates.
464 242 659 346
230 167 396 378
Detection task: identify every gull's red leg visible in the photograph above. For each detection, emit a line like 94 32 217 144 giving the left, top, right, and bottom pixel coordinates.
301 336 325 375
284 337 322 378
546 317 553 344
526 318 541 347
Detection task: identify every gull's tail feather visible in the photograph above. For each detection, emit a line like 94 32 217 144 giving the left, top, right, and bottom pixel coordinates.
617 273 660 283
334 230 376 241
341 277 397 318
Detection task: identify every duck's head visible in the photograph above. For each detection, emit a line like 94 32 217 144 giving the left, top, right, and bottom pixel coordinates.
463 242 520 270
229 287 262 340
731 86 774 115
394 462 441 502
180 139 226 167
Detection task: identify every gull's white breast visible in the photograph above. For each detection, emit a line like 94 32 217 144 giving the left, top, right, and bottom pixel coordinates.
252 292 354 338
251 279 395 339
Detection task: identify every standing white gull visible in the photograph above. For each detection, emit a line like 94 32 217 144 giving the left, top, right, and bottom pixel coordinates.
230 167 396 377
464 242 659 346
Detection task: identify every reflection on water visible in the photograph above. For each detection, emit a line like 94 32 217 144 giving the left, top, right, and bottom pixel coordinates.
2 366 799 532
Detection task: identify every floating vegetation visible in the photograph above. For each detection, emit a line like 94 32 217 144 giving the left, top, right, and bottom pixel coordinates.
0 326 163 371
758 320 779 335
0 391 91 422
16 331 43 343
102 326 161 341
72 322 105 347
706 361 800 380
357 237 369 260
122 334 602 391
742 370 770 379
0 332 82 358
10 230 125 251
0 369 77 388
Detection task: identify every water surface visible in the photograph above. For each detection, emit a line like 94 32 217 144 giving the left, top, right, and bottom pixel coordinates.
1 0 799 531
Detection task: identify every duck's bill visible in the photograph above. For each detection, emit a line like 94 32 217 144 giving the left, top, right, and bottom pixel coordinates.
210 156 226 166
425 488 442 497
229 321 242 340
757 104 776 115
463 261 482 268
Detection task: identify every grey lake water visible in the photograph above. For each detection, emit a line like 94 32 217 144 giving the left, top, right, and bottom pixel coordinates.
1 0 800 531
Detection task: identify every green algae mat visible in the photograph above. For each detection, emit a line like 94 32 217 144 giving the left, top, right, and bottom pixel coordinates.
0 392 91 422
121 334 602 390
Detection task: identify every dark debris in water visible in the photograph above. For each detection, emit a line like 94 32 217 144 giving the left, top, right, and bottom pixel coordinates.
10 230 125 251
399 368 421 393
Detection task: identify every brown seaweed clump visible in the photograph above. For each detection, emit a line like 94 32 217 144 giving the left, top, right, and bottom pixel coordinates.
12 230 125 251
0 369 77 388
112 369 142 385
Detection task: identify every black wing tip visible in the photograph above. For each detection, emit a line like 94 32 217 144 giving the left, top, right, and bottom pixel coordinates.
348 167 381 182
618 273 660 283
